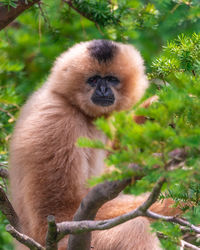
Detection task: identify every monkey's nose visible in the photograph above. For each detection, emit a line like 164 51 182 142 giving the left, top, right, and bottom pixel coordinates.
96 89 104 96
100 84 107 94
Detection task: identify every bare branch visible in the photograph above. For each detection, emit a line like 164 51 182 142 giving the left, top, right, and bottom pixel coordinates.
6 224 44 250
0 107 15 120
67 178 131 250
57 178 165 240
180 240 200 250
3 176 200 249
57 209 142 235
60 208 197 237
158 232 200 249
0 187 19 229
0 0 39 31
145 210 200 234
46 215 58 250
138 177 166 212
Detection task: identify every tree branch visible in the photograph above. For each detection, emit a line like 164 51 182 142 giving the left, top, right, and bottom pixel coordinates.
57 177 165 239
180 240 200 250
138 177 166 212
63 0 95 23
0 186 19 230
67 178 131 250
0 0 39 31
145 210 200 234
6 224 44 250
45 215 58 250
2 176 200 250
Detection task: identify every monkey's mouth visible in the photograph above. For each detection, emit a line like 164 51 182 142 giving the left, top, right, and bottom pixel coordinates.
91 97 115 107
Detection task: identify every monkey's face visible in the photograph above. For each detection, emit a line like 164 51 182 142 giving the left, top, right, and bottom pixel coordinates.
49 40 148 118
87 75 119 107
72 69 122 117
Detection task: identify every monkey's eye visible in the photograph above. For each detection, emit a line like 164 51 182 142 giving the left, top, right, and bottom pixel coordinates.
105 76 120 85
87 75 101 87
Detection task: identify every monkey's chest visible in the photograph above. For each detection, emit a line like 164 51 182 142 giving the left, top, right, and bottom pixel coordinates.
81 145 107 180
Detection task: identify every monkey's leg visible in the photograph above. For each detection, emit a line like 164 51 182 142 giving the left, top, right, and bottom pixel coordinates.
96 194 179 220
90 194 179 250
91 217 161 250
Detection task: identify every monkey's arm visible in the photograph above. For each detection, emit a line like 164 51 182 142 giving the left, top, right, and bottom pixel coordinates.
9 97 91 245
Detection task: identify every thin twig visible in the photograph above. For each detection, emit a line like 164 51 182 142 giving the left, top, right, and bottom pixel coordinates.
37 2 53 31
95 23 104 36
145 210 200 234
0 187 19 230
63 0 94 23
158 232 200 249
170 3 181 14
138 177 166 212
63 0 104 36
0 107 15 120
6 224 45 250
180 239 200 250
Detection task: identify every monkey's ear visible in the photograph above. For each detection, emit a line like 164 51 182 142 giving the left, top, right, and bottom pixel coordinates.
133 95 158 124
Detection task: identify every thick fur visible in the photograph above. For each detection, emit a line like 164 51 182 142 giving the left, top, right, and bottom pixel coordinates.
9 40 171 250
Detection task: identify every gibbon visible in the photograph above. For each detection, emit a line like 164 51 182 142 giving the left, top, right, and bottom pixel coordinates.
9 40 176 250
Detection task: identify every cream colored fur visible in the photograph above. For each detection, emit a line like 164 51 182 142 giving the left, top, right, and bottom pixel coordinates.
9 40 173 249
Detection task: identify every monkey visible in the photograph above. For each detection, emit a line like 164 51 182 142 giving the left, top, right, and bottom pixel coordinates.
9 40 177 250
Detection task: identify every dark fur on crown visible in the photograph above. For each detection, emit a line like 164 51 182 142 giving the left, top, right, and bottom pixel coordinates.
88 40 117 63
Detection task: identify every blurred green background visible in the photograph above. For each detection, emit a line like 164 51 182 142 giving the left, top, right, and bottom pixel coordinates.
0 0 200 249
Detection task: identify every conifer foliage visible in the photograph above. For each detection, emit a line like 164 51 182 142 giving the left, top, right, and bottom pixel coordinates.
0 0 200 249
79 32 200 249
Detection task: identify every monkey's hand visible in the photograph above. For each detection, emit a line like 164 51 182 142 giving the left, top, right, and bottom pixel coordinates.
133 95 158 124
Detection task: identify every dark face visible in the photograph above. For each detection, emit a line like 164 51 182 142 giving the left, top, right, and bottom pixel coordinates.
87 75 120 106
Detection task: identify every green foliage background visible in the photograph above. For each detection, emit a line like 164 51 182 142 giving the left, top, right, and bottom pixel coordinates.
0 0 200 249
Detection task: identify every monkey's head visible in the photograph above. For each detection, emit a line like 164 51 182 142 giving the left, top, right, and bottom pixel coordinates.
49 40 148 117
